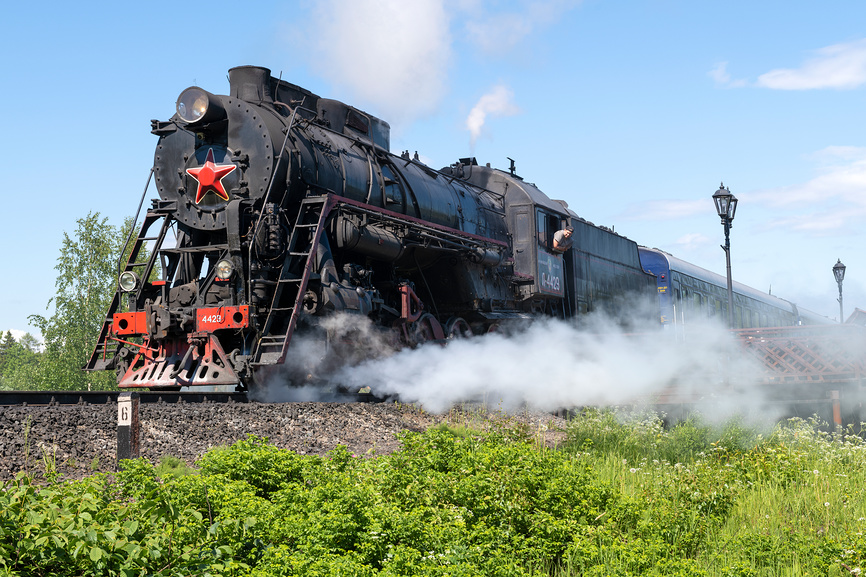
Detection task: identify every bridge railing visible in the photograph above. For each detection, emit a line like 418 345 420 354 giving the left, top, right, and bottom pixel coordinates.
734 324 866 384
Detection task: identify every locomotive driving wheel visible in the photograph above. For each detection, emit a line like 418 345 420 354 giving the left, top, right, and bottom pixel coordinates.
407 313 445 347
412 313 437 346
445 317 472 339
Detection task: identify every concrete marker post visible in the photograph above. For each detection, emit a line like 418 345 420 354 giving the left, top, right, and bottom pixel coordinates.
117 392 140 468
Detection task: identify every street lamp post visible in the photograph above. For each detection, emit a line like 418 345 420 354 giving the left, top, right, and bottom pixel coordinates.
713 183 738 329
833 259 846 323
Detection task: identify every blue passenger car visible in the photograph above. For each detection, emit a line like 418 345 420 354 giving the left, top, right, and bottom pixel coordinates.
638 247 828 329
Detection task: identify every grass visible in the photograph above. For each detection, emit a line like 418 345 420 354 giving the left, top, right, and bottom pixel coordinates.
5 402 866 576
561 408 866 576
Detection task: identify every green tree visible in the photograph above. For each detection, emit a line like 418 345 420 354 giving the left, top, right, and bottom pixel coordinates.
28 212 133 390
0 331 42 390
0 331 17 366
18 332 41 353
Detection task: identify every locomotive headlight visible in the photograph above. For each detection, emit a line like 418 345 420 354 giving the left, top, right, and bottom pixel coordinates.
177 87 209 122
176 87 226 125
119 271 139 292
215 259 234 280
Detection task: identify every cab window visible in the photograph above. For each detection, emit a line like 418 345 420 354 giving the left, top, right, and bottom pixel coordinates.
536 210 563 248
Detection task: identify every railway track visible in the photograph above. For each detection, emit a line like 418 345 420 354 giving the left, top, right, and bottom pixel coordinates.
0 390 250 406
0 389 380 406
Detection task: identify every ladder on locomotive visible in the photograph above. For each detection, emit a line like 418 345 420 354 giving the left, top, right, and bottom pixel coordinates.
252 196 332 365
85 212 172 371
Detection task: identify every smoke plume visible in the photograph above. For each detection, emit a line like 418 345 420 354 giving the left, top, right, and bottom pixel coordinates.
335 314 768 416
466 84 520 147
256 310 781 425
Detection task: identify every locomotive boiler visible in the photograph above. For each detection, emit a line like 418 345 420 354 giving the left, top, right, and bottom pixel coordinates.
86 65 655 390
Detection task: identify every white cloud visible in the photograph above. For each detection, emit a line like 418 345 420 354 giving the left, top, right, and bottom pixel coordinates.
293 0 577 137
625 148 866 234
622 198 709 221
708 62 730 84
301 0 453 128
757 38 866 90
767 212 850 234
753 146 866 205
466 84 520 146
751 146 866 233
708 61 748 88
461 0 581 54
673 232 711 251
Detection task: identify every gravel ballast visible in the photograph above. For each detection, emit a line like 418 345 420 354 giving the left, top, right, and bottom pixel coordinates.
0 401 567 481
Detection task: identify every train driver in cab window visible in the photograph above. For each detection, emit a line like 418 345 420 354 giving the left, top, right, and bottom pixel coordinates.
552 226 574 253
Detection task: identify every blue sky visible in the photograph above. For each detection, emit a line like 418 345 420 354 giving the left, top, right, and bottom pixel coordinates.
2 0 865 339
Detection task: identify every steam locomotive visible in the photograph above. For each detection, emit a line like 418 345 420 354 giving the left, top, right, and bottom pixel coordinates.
85 65 657 390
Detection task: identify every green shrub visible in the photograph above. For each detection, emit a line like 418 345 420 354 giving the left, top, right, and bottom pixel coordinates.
2 413 864 576
197 434 304 497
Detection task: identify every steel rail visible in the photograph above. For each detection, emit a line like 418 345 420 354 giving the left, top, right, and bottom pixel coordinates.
0 391 250 406
0 389 380 406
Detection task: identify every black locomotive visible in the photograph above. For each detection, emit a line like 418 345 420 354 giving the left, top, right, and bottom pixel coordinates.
85 65 656 390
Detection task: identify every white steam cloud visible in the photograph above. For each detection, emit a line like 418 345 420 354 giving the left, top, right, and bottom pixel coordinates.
250 312 395 403
332 315 767 417
241 311 779 426
249 309 807 429
466 84 520 147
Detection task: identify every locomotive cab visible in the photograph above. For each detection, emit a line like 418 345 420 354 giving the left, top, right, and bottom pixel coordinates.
443 159 655 322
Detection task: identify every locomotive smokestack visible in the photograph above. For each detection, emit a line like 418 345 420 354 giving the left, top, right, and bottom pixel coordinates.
228 66 274 104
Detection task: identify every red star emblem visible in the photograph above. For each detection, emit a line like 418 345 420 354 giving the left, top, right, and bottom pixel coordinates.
186 148 237 203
